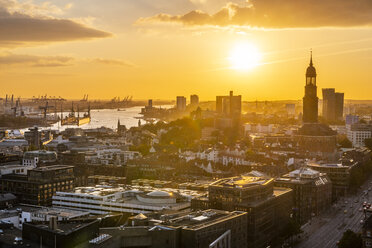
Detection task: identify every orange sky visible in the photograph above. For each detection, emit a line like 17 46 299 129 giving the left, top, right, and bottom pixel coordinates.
2 0 372 101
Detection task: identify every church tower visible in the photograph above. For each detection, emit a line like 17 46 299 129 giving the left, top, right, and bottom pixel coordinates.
303 52 318 123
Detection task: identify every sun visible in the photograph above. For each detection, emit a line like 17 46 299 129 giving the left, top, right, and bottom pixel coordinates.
229 43 262 71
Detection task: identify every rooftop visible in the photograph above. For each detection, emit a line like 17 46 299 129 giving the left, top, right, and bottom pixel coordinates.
288 167 320 179
210 175 273 189
297 123 337 136
25 219 99 235
160 209 246 231
307 162 348 168
31 165 74 172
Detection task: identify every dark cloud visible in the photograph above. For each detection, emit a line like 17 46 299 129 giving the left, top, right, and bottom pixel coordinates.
137 0 372 28
0 2 111 46
0 52 74 67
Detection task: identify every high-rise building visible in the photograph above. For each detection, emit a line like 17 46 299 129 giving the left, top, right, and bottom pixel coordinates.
215 91 241 117
322 88 344 122
303 53 318 123
322 88 335 120
190 94 199 106
176 96 186 111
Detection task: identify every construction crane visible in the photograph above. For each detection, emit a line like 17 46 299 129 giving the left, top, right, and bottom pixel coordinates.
39 101 54 119
81 94 89 102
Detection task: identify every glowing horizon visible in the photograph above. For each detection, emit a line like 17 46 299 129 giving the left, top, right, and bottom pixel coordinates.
1 1 372 101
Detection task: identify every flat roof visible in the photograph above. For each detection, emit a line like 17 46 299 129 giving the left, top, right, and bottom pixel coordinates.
27 220 98 235
162 209 246 230
31 165 74 171
210 175 272 188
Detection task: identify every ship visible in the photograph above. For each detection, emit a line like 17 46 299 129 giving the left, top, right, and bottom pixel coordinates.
61 103 91 126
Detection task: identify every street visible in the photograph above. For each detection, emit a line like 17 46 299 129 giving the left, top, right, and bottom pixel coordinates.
296 179 372 248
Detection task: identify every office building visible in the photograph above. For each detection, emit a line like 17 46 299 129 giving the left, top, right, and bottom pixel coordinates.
53 186 191 215
22 150 57 167
100 209 247 248
23 218 100 248
347 124 372 147
275 167 332 224
176 96 186 111
216 91 242 118
307 162 358 200
192 174 293 248
0 165 74 206
322 88 344 122
335 92 344 121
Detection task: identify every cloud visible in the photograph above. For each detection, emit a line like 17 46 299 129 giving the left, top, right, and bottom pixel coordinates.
0 52 74 67
0 52 135 68
137 0 372 28
91 58 135 67
0 0 111 47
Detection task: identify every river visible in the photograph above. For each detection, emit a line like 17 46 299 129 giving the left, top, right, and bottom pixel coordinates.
47 105 172 131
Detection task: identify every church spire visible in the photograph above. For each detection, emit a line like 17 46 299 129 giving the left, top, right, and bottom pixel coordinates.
309 49 313 66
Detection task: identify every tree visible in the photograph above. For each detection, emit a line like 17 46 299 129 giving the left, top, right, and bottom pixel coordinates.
359 119 367 124
129 144 150 156
364 138 372 150
338 229 362 248
338 135 352 148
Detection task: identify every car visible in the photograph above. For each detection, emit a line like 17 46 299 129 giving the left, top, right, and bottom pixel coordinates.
361 219 364 224
359 208 363 212
355 199 359 203
350 205 353 208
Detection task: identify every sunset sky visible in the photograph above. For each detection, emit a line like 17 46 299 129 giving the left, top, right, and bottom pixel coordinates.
2 0 372 100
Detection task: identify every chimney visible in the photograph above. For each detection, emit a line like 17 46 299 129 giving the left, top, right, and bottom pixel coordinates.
49 216 58 231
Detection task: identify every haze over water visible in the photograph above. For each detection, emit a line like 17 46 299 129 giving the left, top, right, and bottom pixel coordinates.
49 105 172 131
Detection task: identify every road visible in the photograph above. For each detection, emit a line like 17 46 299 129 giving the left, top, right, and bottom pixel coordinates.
296 179 372 248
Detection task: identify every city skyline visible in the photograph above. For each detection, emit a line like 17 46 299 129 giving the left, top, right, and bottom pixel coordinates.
2 0 372 100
